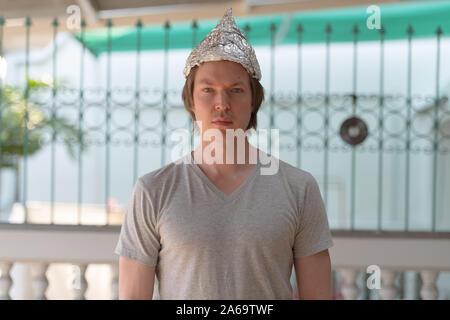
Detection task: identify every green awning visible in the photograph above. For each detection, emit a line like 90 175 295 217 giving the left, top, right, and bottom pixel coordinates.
75 0 450 56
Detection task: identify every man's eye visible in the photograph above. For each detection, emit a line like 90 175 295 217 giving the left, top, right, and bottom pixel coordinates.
202 88 242 93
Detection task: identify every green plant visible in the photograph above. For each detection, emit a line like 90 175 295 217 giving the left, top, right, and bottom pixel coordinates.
0 79 87 209
0 78 87 206
0 79 86 169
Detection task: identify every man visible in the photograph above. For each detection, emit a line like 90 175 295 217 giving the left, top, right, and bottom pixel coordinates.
114 8 334 300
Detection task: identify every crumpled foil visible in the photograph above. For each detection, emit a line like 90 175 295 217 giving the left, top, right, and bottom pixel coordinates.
183 7 262 80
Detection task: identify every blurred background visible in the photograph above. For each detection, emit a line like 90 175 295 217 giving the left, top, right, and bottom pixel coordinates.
0 0 449 300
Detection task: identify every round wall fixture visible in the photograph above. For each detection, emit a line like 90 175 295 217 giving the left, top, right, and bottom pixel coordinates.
340 116 368 146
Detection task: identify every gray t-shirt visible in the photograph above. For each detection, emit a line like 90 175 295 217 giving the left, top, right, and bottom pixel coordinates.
114 150 334 299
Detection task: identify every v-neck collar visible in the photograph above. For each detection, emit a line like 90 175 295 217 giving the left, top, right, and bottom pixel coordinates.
186 151 261 203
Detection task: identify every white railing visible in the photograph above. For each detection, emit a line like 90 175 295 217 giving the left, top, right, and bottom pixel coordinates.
0 224 449 299
0 223 123 300
329 231 450 300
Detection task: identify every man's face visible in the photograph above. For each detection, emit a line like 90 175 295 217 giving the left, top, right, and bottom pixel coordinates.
192 60 253 135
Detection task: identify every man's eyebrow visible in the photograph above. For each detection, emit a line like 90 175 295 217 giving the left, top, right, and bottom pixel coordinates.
197 79 247 86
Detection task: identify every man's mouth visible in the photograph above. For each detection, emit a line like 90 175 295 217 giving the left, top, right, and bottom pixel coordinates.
213 121 233 126
212 118 233 126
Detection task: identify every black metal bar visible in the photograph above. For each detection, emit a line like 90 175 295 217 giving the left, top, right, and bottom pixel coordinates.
133 19 142 184
431 26 442 232
296 23 303 169
405 25 414 231
23 17 31 224
50 18 58 224
105 19 112 224
377 25 385 232
77 20 86 225
350 24 359 230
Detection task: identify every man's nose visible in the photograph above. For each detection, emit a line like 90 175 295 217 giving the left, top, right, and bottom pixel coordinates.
214 91 231 110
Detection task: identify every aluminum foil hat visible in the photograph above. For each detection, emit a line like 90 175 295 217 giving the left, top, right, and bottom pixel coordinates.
183 7 262 80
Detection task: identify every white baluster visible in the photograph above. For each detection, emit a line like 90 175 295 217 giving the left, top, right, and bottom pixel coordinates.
380 269 398 300
72 264 88 300
340 269 359 300
420 270 439 300
412 271 422 300
31 263 49 300
0 262 13 300
110 263 118 300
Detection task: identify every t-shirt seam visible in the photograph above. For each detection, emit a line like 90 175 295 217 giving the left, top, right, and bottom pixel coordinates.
115 244 158 266
186 153 224 199
187 153 261 204
230 159 262 203
278 161 299 220
136 177 162 231
297 172 312 234
293 237 334 259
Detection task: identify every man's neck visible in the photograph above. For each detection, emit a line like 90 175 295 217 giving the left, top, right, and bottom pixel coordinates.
192 137 258 178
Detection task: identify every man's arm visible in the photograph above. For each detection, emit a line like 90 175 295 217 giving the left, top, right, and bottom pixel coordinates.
118 255 156 300
294 249 332 299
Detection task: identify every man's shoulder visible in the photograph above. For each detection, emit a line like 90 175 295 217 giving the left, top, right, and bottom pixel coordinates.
276 157 315 184
137 154 189 191
258 154 319 207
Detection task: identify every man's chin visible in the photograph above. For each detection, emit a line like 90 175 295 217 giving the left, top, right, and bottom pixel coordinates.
211 122 234 128
210 124 235 131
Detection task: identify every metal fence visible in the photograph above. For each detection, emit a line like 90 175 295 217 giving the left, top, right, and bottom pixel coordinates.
0 16 449 232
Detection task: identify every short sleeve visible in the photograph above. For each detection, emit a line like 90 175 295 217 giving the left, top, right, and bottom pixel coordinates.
293 174 334 259
114 178 160 267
